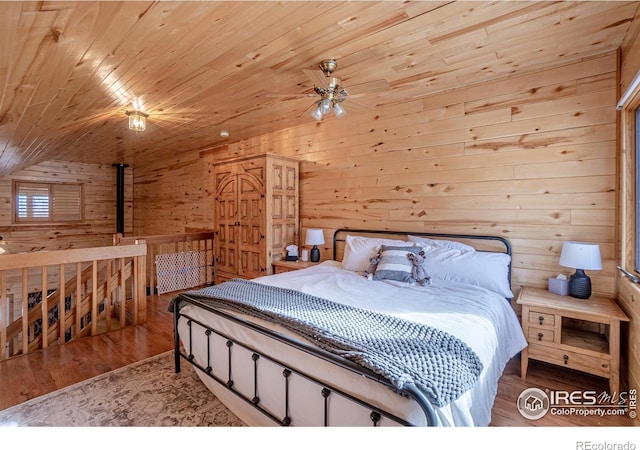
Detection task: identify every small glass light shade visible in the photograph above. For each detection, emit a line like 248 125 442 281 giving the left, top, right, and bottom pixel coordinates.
311 105 323 121
559 241 602 299
127 111 148 132
333 102 347 118
305 228 325 263
320 98 332 115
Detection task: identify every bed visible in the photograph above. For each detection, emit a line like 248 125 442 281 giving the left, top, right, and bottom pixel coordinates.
170 229 527 427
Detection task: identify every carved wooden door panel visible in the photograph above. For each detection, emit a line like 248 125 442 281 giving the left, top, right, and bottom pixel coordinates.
214 174 238 277
236 173 264 279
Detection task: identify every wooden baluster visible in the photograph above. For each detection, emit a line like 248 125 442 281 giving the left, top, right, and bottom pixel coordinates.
140 252 147 323
41 266 48 349
119 257 126 327
149 243 155 296
75 262 82 338
1 270 7 361
105 259 112 332
91 260 98 335
22 268 28 355
59 264 65 343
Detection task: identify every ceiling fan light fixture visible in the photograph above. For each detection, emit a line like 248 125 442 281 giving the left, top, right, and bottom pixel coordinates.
301 59 388 121
333 102 346 118
311 103 323 121
126 110 148 132
320 98 332 115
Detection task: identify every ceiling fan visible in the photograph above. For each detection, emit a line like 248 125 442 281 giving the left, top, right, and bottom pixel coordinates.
298 59 391 120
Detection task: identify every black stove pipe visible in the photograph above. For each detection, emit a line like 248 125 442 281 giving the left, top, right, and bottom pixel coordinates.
113 163 129 235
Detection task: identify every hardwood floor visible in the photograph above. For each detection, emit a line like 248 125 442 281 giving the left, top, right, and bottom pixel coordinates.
0 293 174 412
0 291 634 427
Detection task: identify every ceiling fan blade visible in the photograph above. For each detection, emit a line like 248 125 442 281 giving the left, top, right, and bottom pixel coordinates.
263 92 317 98
343 79 390 95
341 98 372 114
303 68 329 89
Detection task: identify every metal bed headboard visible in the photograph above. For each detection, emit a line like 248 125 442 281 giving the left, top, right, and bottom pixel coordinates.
332 228 513 295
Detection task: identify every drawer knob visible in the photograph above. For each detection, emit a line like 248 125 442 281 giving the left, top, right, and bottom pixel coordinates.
539 316 544 325
563 355 569 364
538 332 543 341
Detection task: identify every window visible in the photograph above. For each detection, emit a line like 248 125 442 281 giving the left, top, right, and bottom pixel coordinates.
636 107 640 273
620 71 640 278
13 181 84 224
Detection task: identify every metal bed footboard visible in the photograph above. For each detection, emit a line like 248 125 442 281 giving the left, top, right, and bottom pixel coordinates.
173 293 438 427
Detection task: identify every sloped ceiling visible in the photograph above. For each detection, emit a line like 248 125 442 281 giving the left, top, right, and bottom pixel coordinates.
0 1 638 176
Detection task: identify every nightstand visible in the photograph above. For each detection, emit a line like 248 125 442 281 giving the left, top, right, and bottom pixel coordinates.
272 260 318 274
517 287 629 394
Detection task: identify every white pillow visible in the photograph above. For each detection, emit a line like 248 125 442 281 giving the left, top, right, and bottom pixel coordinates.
408 235 475 253
341 235 411 272
423 246 513 298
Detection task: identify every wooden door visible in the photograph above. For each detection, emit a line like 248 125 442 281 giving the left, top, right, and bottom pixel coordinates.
236 173 264 279
214 174 238 278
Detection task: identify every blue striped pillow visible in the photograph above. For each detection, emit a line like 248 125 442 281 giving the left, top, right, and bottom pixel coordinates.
373 245 421 283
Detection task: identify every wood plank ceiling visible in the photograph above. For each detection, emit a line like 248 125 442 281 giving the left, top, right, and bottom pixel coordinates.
0 1 637 176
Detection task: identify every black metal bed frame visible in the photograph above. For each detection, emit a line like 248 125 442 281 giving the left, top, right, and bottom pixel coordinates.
172 228 512 427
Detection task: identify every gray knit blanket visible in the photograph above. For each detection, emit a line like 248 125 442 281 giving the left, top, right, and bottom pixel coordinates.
172 279 483 407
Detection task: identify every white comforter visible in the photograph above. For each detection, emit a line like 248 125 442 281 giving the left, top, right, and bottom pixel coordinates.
252 261 527 426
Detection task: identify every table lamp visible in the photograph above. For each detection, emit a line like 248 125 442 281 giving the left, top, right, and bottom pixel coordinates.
559 241 602 299
305 229 325 262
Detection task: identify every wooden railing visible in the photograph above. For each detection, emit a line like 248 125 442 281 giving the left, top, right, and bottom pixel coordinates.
0 244 147 361
113 232 214 295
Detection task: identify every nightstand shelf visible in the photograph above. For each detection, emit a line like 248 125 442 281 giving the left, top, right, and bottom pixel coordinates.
517 287 629 394
562 327 609 354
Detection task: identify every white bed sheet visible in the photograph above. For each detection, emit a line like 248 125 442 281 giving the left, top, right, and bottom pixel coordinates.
178 261 527 426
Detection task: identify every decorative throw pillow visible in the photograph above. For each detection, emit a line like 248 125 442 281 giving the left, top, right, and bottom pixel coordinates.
373 245 423 283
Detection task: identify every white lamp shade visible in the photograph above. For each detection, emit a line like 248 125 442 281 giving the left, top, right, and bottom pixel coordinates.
559 241 602 270
305 229 325 246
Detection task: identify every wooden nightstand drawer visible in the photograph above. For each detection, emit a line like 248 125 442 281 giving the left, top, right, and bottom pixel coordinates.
273 265 297 274
528 327 554 343
528 310 555 327
528 344 610 378
272 260 318 274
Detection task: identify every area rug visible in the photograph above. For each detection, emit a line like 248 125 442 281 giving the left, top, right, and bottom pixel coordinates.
0 351 246 427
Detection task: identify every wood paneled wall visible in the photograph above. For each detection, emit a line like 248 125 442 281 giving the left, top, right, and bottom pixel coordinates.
133 152 214 234
0 160 132 254
135 52 618 300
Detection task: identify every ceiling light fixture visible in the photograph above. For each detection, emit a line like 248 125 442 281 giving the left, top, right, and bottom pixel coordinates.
311 99 347 120
310 98 347 121
126 98 147 132
308 60 348 121
126 110 148 132
220 130 230 138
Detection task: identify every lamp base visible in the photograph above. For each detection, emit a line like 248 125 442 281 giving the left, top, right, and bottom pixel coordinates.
310 245 320 262
568 269 591 299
